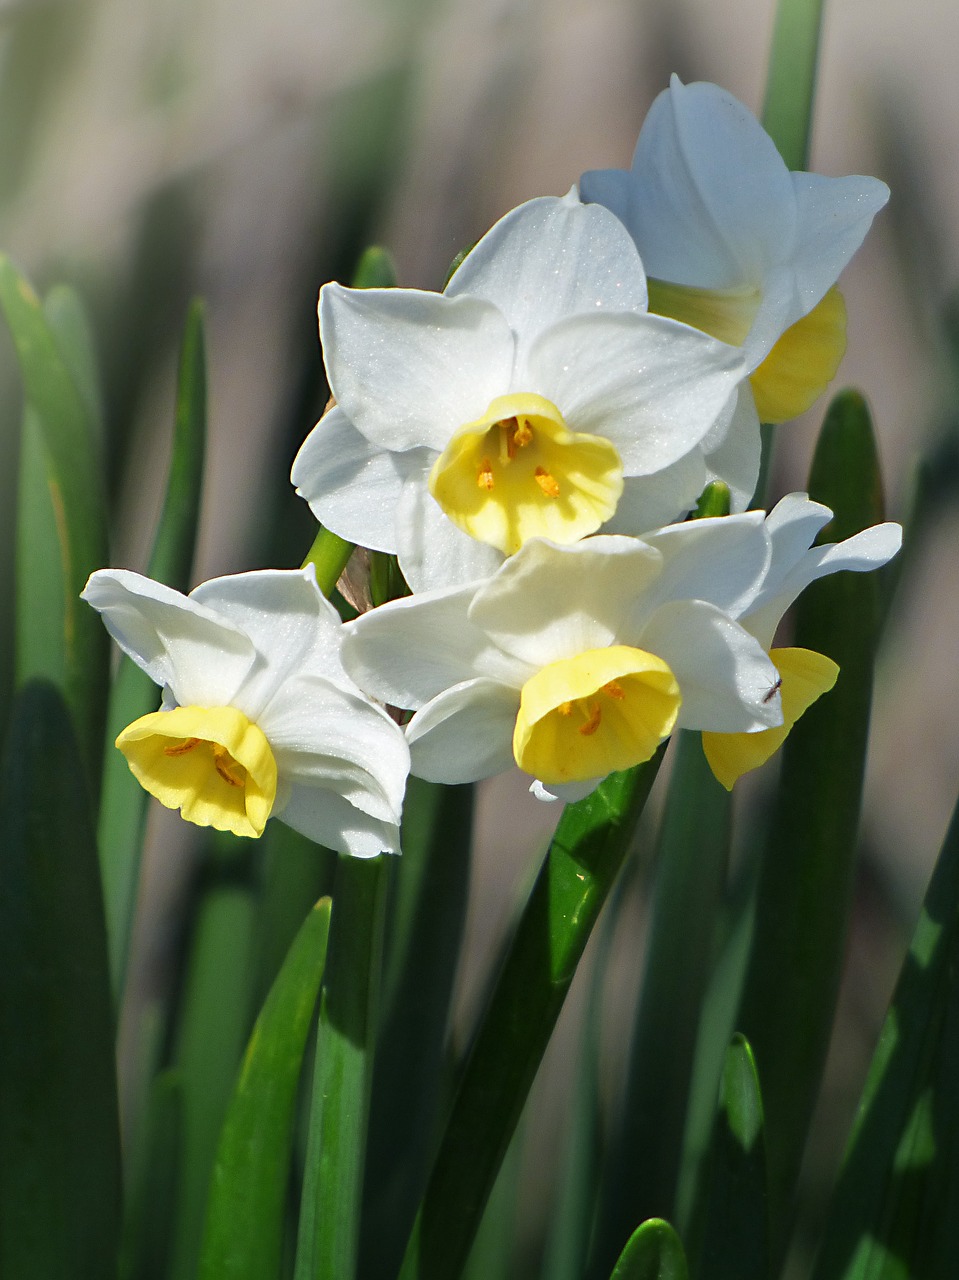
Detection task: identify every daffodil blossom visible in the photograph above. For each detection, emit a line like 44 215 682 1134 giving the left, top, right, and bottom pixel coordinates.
340 522 787 803
81 566 410 856
580 76 889 437
292 191 750 592
700 491 902 788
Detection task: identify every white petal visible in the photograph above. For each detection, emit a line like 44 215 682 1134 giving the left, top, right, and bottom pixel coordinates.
745 519 902 647
701 385 762 511
530 311 745 473
394 469 505 593
531 777 602 804
81 569 255 706
638 599 782 732
586 77 796 291
343 585 528 710
633 512 770 623
406 679 519 784
445 192 649 349
263 673 410 820
788 172 890 322
278 784 402 857
468 535 662 666
190 567 344 720
320 283 514 453
291 406 423 553
601 451 707 536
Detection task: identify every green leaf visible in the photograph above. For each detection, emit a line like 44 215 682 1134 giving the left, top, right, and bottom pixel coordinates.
735 389 887 1253
593 733 731 1273
0 679 121 1278
695 1035 769 1280
3 259 110 782
351 245 397 289
762 0 826 171
398 752 666 1280
199 897 332 1280
362 778 474 1279
97 298 208 997
812 788 959 1280
610 1219 689 1280
295 854 389 1280
168 839 260 1280
121 1071 184 1280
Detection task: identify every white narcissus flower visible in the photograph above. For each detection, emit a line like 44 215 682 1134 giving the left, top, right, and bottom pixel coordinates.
700 492 902 788
580 76 889 432
341 520 787 803
292 192 750 592
81 566 410 857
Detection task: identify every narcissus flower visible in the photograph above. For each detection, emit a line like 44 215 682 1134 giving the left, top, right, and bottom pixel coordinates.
580 77 889 432
341 522 786 802
700 492 902 788
292 192 748 592
82 566 410 856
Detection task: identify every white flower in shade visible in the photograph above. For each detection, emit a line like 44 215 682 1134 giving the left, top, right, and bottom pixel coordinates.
580 76 889 440
340 519 787 803
81 566 410 857
292 192 749 592
701 492 902 788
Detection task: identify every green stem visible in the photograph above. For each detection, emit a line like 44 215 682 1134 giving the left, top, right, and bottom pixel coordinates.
398 752 666 1280
294 854 388 1280
302 526 354 598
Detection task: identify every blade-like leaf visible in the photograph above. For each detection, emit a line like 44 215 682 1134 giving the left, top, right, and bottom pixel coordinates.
812 787 959 1280
120 1070 184 1280
735 390 888 1253
610 1219 689 1280
362 778 474 1280
762 0 826 171
593 732 731 1274
0 679 121 1278
97 298 208 997
199 897 332 1280
398 752 666 1280
695 1035 769 1280
3 259 109 781
295 854 389 1280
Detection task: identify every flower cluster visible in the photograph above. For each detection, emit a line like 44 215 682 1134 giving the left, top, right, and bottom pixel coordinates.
84 77 898 855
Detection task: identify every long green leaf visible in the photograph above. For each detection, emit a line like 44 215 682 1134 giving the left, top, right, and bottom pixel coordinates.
200 897 332 1280
0 679 121 1278
762 0 826 171
362 778 474 1279
398 752 666 1280
593 733 731 1274
610 1219 689 1280
735 389 887 1254
3 258 109 781
295 853 389 1280
97 298 208 996
169 839 260 1280
695 1035 769 1280
120 1070 184 1280
812 788 959 1280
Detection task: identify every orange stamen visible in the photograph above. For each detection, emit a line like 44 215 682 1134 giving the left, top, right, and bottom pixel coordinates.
579 704 602 736
535 467 560 498
164 737 201 757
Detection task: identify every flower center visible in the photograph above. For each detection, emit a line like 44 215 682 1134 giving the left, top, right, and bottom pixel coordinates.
428 393 623 555
701 646 839 790
647 278 847 423
116 704 278 838
512 645 681 784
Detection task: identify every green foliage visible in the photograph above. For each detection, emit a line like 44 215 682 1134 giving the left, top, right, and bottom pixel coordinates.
609 1219 689 1280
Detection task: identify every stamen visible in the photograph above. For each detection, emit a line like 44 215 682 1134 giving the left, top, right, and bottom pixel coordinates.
535 467 561 498
558 701 573 717
213 744 245 788
513 418 533 448
499 419 517 463
477 458 494 490
579 704 602 736
603 680 625 700
164 737 201 757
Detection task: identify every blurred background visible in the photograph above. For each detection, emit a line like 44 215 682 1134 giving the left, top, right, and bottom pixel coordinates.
1 0 957 1273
